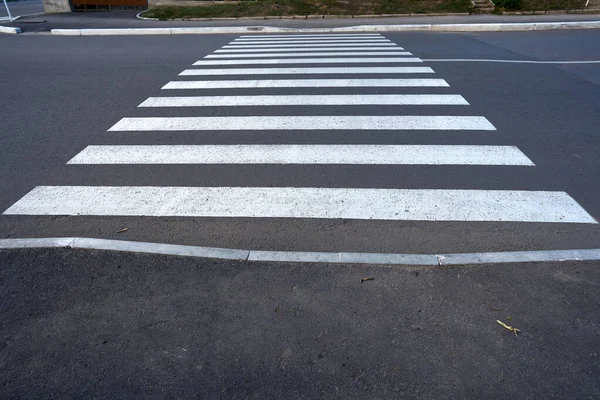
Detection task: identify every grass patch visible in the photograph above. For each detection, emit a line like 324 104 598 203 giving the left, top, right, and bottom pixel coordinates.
494 0 586 10
143 0 474 20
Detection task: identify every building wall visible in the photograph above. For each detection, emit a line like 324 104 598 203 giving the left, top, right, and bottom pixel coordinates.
43 0 72 12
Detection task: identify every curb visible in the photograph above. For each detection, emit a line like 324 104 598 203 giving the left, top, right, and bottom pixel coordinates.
51 20 600 35
1 237 600 266
0 25 21 34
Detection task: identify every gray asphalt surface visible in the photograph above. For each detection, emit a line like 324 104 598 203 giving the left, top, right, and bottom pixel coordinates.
0 0 43 19
1 29 600 399
1 30 599 253
1 248 599 398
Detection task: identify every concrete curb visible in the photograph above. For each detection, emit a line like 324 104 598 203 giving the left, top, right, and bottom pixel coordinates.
0 25 21 34
1 237 600 266
50 20 600 35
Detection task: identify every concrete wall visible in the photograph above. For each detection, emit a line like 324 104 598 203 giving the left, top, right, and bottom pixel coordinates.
43 0 72 13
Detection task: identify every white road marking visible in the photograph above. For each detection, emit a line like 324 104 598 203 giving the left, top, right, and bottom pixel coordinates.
4 187 595 223
193 57 422 65
422 58 600 64
230 39 392 44
139 94 469 107
215 47 405 52
108 116 495 131
205 51 413 58
177 67 435 76
223 43 397 48
164 78 447 89
67 145 533 166
236 34 383 39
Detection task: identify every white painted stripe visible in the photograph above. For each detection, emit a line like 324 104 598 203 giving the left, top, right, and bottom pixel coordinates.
234 37 385 42
230 39 392 44
139 95 468 107
223 43 397 48
222 42 398 49
215 47 405 53
67 145 533 166
236 34 383 39
4 187 595 223
108 116 495 131
205 51 413 58
193 58 422 66
165 78 447 89
177 67 435 76
422 58 600 64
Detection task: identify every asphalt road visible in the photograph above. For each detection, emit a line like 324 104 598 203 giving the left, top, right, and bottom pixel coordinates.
0 0 43 19
1 29 600 399
1 30 599 253
1 248 600 399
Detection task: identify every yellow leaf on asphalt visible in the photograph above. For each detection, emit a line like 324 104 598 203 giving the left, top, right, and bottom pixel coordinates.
497 320 520 336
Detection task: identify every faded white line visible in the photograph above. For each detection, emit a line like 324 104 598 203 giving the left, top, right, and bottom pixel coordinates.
422 58 600 64
164 78 446 89
223 43 398 49
192 57 422 65
139 94 468 107
67 145 533 166
205 51 413 58
177 67 435 76
215 46 405 53
3 187 595 223
108 116 495 131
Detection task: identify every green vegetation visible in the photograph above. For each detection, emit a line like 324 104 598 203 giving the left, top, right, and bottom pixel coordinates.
494 0 521 9
143 0 473 20
495 0 586 10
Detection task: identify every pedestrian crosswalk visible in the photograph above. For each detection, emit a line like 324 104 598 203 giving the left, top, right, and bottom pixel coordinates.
177 67 436 75
109 116 495 131
138 94 469 107
66 145 533 166
2 33 596 225
168 78 445 87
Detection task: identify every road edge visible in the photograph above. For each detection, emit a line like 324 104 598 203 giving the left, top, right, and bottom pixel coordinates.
49 20 600 35
1 237 599 266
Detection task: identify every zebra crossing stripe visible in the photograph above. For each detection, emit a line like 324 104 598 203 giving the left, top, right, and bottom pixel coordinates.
164 79 446 89
223 43 397 48
235 34 383 39
4 187 595 223
108 116 495 131
205 51 413 58
230 39 392 45
233 36 385 39
177 67 435 76
192 58 422 65
139 95 469 107
67 145 533 166
215 47 405 52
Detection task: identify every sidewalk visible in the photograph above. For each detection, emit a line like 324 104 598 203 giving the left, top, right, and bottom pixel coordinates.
4 10 600 33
